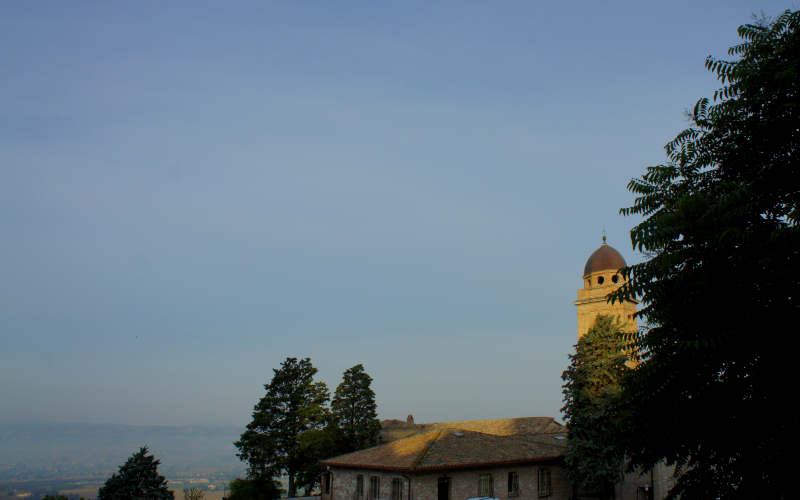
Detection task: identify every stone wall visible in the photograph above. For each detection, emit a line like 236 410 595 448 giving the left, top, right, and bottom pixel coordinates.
613 462 677 500
324 463 571 500
574 269 637 338
323 468 411 500
413 464 571 500
324 462 676 500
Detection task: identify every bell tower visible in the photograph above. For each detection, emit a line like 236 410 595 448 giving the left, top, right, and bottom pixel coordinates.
574 236 638 337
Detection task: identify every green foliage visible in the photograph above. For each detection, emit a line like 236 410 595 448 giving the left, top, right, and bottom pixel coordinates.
331 363 382 453
562 315 630 498
227 477 282 500
614 9 799 499
183 487 205 500
97 446 173 500
293 363 381 495
234 357 330 498
294 423 344 495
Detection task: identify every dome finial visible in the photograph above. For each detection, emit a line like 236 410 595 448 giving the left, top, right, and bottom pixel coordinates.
583 236 627 276
602 228 607 244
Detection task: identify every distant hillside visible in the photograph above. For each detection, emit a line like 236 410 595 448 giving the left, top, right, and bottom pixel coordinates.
0 421 244 480
0 418 424 481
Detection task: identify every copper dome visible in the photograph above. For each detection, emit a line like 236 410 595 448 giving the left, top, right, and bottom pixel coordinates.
583 238 627 276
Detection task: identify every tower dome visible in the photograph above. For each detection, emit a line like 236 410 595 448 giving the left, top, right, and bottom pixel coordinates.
583 236 627 277
575 235 637 338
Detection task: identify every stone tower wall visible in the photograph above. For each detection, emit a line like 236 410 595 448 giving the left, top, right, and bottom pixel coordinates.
574 269 637 337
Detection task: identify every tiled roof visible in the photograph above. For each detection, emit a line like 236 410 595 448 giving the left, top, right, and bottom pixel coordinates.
427 416 564 436
322 417 566 472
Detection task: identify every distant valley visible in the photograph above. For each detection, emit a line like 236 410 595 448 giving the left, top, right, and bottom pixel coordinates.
0 421 245 498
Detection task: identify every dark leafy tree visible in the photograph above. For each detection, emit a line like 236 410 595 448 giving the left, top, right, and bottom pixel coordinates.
97 446 173 500
331 363 381 453
614 10 799 499
562 315 630 499
294 423 344 496
227 477 282 500
235 357 330 498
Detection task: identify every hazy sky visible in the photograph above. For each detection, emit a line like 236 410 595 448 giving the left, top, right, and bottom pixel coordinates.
1 1 792 427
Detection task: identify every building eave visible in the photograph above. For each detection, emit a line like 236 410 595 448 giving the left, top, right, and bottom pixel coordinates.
321 455 564 474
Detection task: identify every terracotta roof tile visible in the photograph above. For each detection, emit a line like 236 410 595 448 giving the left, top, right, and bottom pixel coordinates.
428 416 563 436
322 430 440 471
322 417 566 472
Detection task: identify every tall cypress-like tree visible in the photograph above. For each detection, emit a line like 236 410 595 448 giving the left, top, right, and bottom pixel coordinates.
614 10 799 499
331 364 381 452
97 447 173 500
235 357 329 498
562 315 630 499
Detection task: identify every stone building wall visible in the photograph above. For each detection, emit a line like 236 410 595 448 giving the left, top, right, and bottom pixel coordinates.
323 463 571 500
323 468 411 500
574 269 637 338
613 462 676 500
413 463 571 500
324 462 675 500
652 462 677 499
615 462 675 500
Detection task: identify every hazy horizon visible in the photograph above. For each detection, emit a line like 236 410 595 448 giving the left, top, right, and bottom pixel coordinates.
1 0 792 429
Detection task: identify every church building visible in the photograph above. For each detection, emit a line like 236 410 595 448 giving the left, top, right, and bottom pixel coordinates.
318 238 671 500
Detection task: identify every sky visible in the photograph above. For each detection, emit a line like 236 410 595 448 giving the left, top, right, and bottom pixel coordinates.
1 0 794 428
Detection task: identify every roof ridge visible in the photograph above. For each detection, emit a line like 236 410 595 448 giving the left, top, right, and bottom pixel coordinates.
446 429 563 439
442 428 504 437
410 430 441 469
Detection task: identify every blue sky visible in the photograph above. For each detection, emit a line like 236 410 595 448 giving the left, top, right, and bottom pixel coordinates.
1 1 793 427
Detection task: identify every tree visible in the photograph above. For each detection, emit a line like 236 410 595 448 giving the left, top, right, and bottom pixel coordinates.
331 363 381 453
227 477 282 500
97 446 173 500
294 423 344 496
183 487 205 500
614 10 799 499
562 315 630 499
235 357 330 498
